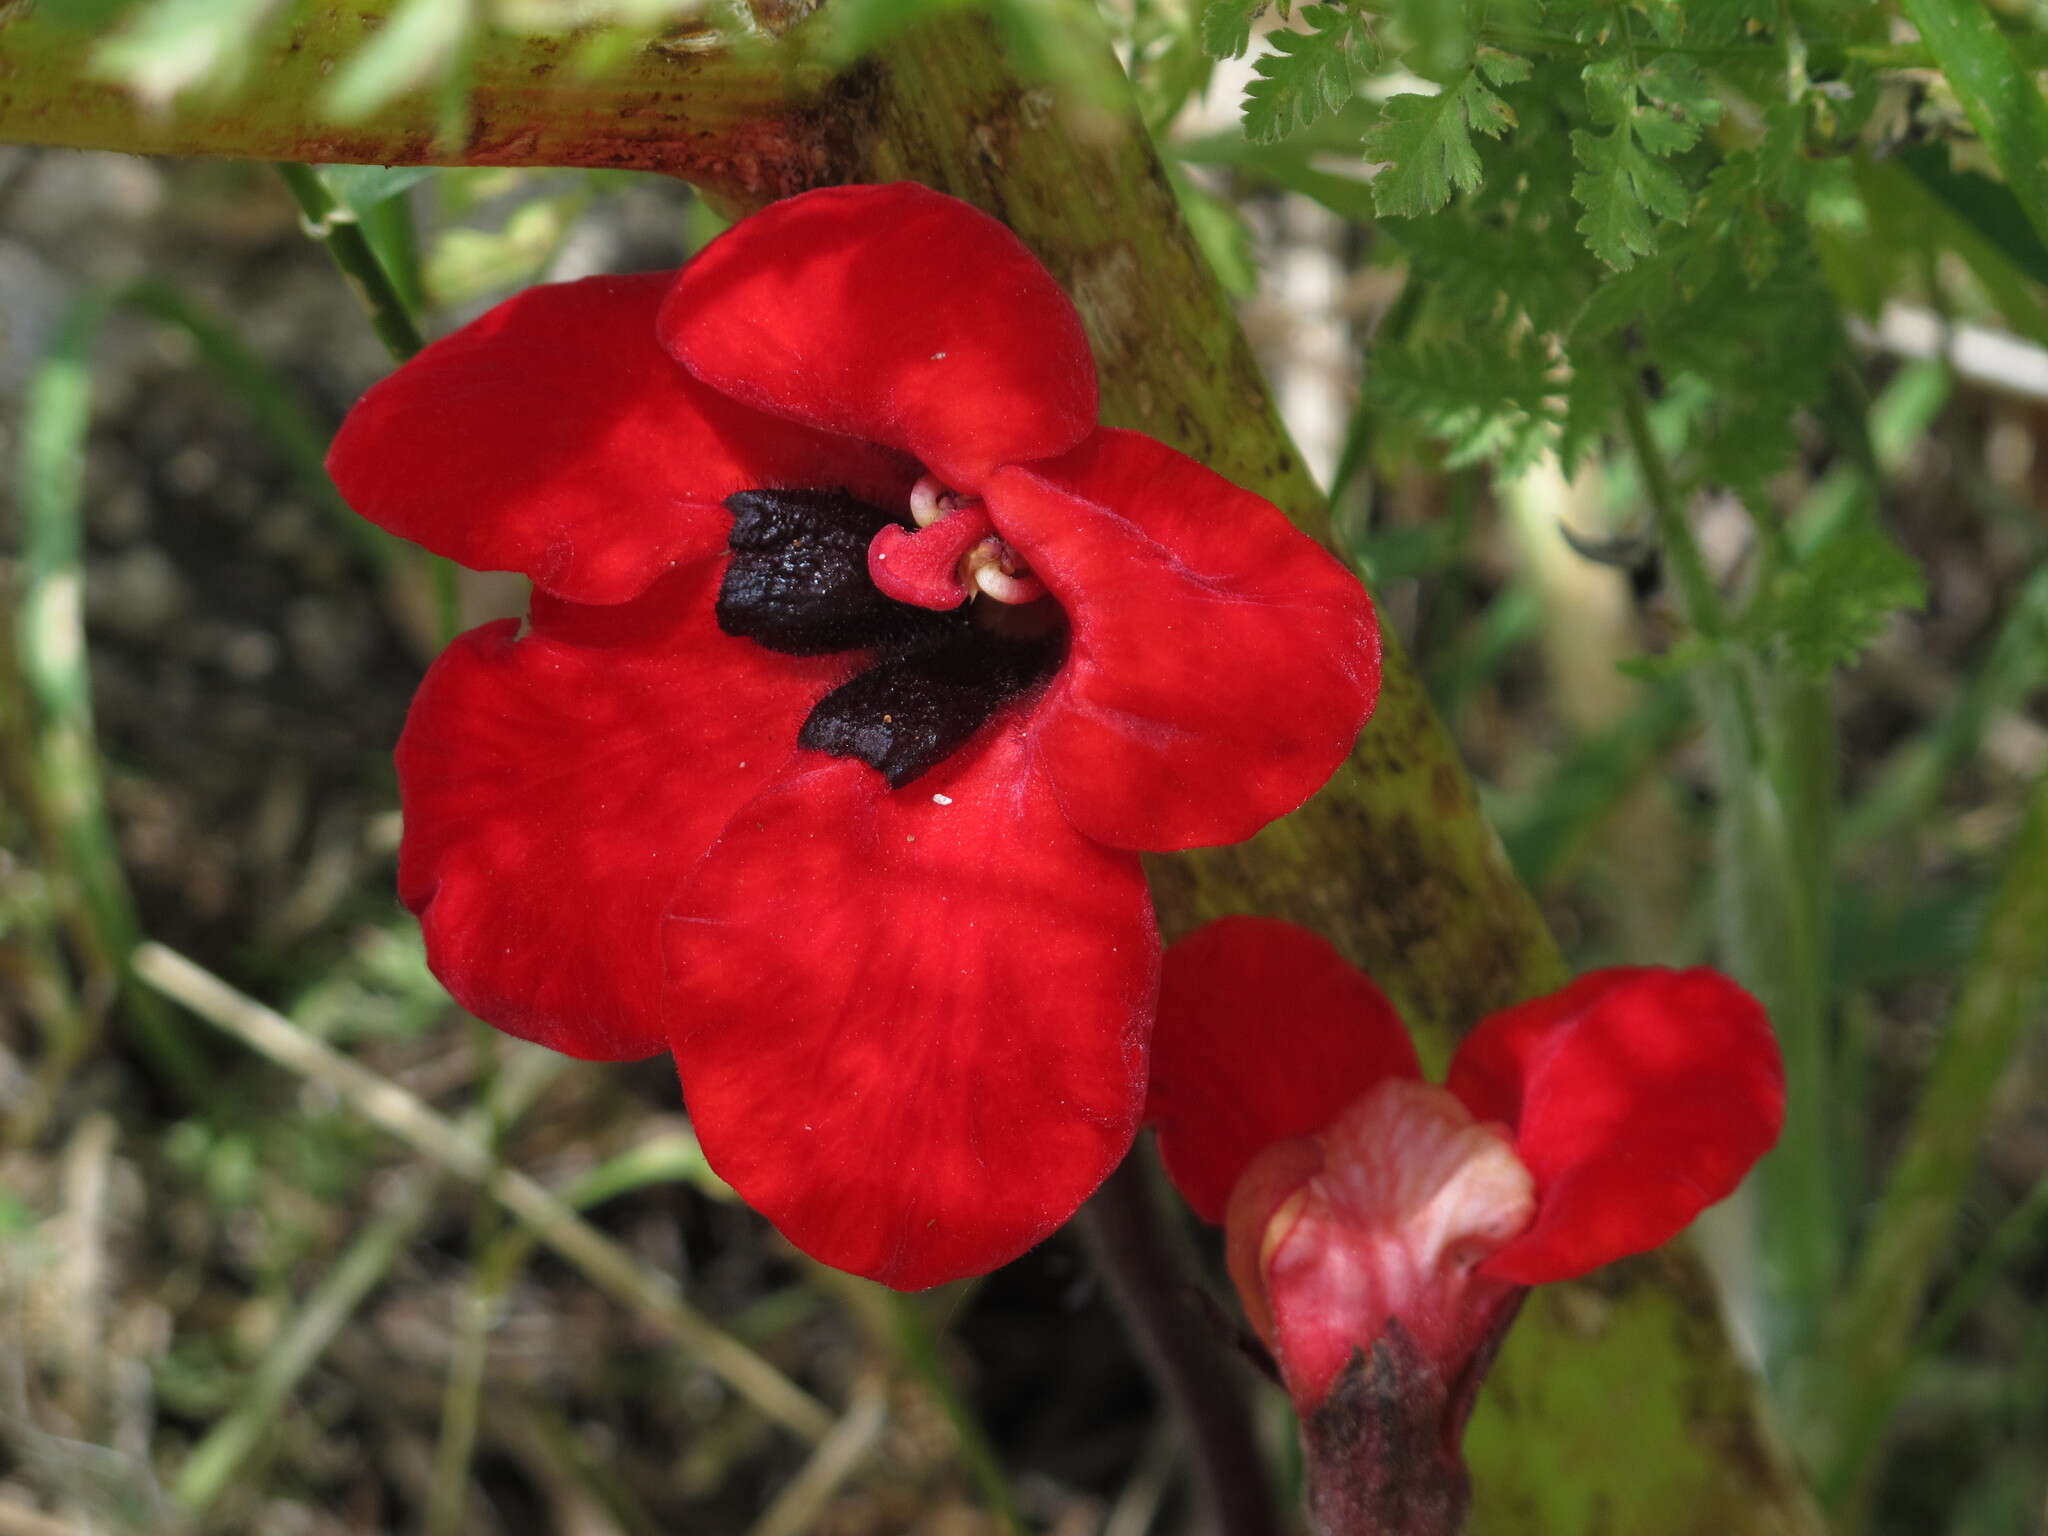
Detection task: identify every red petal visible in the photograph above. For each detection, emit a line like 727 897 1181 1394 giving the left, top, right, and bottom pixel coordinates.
329 272 913 606
1147 918 1419 1224
659 184 1098 490
1447 968 1786 1284
984 431 1380 851
396 561 846 1059
664 729 1155 1290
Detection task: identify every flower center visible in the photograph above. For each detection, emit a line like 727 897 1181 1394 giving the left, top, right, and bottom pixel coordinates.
868 474 1050 610
714 487 1063 788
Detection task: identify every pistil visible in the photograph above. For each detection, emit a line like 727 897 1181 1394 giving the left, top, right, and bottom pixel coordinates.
874 478 1048 610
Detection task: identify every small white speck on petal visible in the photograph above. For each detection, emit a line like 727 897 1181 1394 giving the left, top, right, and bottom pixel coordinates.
931 351 948 361
932 793 953 805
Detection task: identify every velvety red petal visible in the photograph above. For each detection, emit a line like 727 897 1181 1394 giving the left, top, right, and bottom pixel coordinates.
659 183 1098 491
329 272 914 605
396 561 847 1060
1447 968 1786 1285
1147 918 1420 1224
984 431 1380 851
663 728 1155 1290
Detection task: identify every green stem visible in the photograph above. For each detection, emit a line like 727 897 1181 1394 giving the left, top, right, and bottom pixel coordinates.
885 1291 1027 1536
0 10 820 201
16 293 219 1108
1619 379 1839 1360
1818 763 2048 1513
275 163 426 360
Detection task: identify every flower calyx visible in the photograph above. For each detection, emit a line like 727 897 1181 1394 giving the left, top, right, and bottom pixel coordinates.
1229 1081 1535 1536
1231 1080 1535 1417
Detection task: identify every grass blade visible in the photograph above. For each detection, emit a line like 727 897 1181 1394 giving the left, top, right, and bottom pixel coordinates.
1817 761 2048 1510
16 293 214 1106
1900 0 2048 250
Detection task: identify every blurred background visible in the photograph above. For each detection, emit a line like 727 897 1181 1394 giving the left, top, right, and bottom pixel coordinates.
4 1 2048 1532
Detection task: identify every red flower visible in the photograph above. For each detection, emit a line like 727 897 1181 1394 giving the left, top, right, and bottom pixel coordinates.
328 185 1380 1290
1145 919 1781 1528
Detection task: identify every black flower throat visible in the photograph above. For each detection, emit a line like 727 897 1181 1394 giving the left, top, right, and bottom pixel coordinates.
716 489 1061 788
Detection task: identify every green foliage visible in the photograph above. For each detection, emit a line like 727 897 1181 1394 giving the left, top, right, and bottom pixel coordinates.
1367 331 1557 474
1362 51 1527 218
315 164 436 217
1899 0 2048 251
1199 0 1259 60
1243 3 1378 142
1568 55 1717 269
1749 520 1929 678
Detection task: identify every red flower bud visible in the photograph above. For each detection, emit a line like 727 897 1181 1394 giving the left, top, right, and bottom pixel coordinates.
1146 918 1784 1532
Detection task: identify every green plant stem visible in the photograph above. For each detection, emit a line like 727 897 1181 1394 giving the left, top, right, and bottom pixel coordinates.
1619 381 1840 1361
1818 762 2048 1515
17 293 218 1108
275 163 474 646
1843 562 2048 851
276 162 425 359
0 11 821 201
884 1291 1025 1536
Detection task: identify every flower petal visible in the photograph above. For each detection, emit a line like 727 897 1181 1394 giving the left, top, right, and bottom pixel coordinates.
659 183 1098 490
396 561 846 1060
1147 918 1419 1224
330 271 913 605
663 729 1155 1290
1447 968 1785 1285
984 431 1380 851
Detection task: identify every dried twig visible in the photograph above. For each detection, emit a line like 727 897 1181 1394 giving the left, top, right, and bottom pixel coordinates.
743 1372 890 1536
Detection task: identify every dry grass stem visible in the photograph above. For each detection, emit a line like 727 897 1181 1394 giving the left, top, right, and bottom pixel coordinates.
131 941 835 1447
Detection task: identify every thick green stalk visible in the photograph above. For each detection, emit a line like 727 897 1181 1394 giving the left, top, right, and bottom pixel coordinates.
1817 762 2048 1515
3 11 1823 1528
0 5 823 203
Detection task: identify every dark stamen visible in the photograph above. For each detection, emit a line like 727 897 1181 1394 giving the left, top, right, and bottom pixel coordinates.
800 633 1061 788
718 489 967 656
